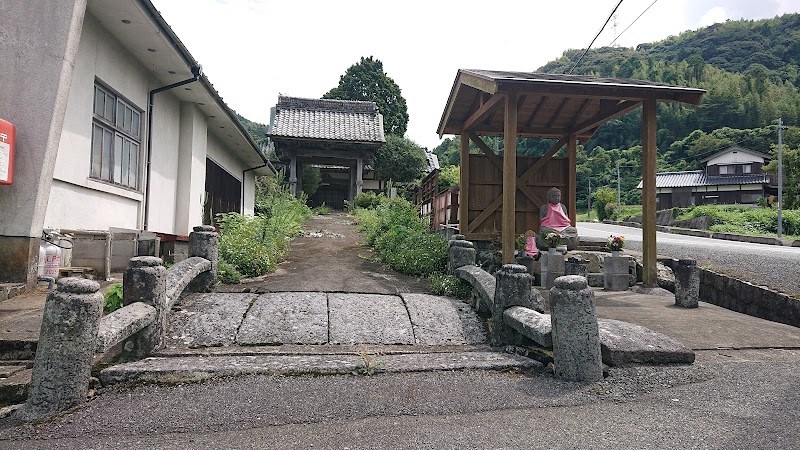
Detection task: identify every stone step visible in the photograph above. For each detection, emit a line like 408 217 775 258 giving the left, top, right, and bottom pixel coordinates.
154 343 495 358
0 367 31 406
100 350 540 386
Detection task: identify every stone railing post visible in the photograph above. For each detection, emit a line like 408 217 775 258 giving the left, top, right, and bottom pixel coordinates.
447 234 476 275
19 278 103 420
123 256 167 358
189 225 219 291
674 259 699 308
549 275 603 382
492 264 533 346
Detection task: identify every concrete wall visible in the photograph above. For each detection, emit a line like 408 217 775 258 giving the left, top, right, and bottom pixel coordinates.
699 268 800 328
174 104 207 235
0 0 88 285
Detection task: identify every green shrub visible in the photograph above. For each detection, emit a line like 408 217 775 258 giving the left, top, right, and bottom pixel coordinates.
437 165 460 192
313 203 332 215
429 273 472 299
593 186 617 221
103 283 123 314
374 226 448 276
353 191 386 209
217 259 242 284
357 196 427 246
218 173 312 278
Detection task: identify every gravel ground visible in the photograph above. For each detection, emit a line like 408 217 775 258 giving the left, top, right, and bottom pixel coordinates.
1 349 798 448
578 223 800 296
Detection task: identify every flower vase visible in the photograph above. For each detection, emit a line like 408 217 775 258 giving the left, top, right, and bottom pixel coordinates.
556 245 568 254
548 247 556 256
611 250 621 257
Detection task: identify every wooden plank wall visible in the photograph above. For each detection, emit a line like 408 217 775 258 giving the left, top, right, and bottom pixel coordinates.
466 154 568 240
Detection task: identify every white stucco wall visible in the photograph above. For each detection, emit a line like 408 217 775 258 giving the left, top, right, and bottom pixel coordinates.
46 13 149 230
44 10 259 235
708 150 765 165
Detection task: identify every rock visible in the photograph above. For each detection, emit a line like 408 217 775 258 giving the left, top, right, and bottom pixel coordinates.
598 319 695 365
19 278 103 420
549 275 603 382
237 293 328 345
503 307 552 348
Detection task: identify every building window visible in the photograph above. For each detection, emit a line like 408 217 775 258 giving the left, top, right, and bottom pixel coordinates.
719 164 752 175
90 83 141 190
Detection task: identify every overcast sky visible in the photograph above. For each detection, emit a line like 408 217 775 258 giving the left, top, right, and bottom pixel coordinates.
151 0 800 149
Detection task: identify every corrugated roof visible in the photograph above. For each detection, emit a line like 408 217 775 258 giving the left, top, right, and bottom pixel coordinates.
465 70 688 89
636 171 769 188
269 96 385 143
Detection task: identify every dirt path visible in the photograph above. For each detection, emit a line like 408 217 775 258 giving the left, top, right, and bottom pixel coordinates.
216 212 432 295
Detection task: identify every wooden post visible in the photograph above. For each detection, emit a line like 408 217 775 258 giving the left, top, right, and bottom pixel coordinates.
568 134 577 226
502 91 518 264
355 154 364 196
459 133 470 233
289 153 298 197
642 98 658 285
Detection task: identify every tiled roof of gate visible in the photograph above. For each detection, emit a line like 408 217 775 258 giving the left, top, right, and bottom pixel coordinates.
636 171 769 188
269 96 385 143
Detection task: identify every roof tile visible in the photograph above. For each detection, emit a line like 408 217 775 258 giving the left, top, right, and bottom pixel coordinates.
269 96 385 143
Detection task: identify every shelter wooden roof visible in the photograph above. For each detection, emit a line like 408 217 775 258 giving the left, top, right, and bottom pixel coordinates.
438 69 705 139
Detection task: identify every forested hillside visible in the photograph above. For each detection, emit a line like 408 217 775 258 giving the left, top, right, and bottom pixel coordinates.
433 14 800 209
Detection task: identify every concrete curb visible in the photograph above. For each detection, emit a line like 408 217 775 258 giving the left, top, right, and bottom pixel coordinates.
99 351 541 386
603 220 791 246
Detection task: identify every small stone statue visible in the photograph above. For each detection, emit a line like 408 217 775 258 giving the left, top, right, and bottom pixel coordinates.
536 187 579 251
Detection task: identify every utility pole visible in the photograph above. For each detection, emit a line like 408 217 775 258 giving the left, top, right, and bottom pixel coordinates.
778 118 784 238
616 161 621 208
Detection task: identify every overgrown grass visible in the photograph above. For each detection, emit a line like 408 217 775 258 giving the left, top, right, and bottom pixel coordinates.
675 204 800 238
216 174 312 279
352 195 468 297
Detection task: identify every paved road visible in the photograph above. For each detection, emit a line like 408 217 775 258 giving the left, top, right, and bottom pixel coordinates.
578 222 800 296
2 349 798 449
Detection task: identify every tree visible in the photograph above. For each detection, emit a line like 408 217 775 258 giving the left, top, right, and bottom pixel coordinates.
323 56 409 136
374 135 426 182
301 166 321 198
764 144 800 209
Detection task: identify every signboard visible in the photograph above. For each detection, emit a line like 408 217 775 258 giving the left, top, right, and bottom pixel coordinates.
0 118 15 185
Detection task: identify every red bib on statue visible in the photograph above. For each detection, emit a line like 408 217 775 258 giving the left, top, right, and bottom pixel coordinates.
541 203 571 231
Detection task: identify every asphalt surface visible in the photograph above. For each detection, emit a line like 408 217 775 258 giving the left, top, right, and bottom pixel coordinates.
1 349 798 448
578 222 800 296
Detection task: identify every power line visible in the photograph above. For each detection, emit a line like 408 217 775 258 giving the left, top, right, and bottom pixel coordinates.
608 0 659 47
568 0 624 74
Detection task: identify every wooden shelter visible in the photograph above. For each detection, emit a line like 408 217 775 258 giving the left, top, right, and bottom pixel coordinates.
268 96 385 203
437 70 704 285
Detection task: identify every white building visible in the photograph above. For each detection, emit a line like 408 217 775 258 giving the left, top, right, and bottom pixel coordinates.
0 0 273 287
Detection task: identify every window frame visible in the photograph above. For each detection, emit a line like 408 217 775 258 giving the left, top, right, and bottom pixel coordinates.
90 81 143 191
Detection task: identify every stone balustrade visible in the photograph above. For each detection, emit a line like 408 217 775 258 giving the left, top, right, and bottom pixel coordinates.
19 227 219 420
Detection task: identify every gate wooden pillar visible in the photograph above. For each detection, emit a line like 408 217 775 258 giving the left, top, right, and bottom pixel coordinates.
642 98 658 285
459 133 470 230
502 91 518 264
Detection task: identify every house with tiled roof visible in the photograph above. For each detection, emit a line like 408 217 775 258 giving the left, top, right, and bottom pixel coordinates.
0 0 273 287
268 96 386 208
637 145 775 209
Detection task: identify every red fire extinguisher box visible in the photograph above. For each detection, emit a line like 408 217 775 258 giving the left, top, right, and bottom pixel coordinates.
0 118 16 185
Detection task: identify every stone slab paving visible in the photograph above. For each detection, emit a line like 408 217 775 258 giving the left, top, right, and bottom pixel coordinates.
164 293 256 348
402 294 466 345
237 293 328 345
99 351 537 385
328 293 415 345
